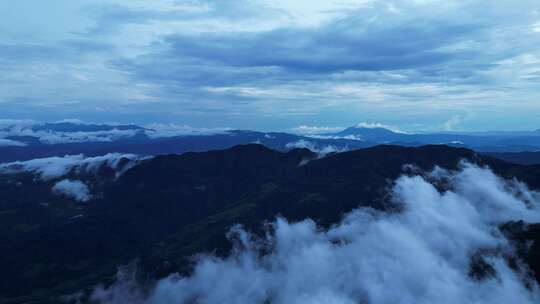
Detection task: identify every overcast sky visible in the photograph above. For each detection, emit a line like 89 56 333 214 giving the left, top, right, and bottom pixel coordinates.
1 0 540 131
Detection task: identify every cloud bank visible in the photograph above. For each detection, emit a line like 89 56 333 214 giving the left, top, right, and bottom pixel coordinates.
0 120 143 144
355 122 411 134
0 120 232 144
92 163 540 303
0 153 145 180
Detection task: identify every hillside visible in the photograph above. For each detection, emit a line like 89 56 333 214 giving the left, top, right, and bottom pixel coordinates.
1 145 539 303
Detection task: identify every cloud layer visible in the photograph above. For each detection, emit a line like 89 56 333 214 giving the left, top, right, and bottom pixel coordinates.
0 153 148 202
0 153 144 180
0 120 231 144
92 163 540 303
2 1 540 130
0 120 142 144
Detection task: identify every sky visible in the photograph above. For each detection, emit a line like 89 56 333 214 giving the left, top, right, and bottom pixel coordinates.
1 0 540 132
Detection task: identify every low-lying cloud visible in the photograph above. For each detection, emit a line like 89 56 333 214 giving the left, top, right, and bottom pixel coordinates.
144 123 232 139
0 153 145 180
0 120 232 145
0 120 143 144
286 139 349 158
289 125 345 135
52 179 92 202
355 122 411 134
91 163 540 303
0 153 148 202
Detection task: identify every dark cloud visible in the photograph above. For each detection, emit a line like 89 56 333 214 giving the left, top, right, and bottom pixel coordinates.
111 1 535 92
160 18 481 73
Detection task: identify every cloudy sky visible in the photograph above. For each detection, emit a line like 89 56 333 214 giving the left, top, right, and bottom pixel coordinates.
2 0 540 131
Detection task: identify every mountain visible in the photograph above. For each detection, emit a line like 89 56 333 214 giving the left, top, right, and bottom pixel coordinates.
484 151 540 165
329 125 540 153
0 121 151 149
335 126 406 142
1 144 540 303
2 122 540 165
0 129 372 163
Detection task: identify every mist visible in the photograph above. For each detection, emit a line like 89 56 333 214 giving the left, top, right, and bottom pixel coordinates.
52 179 92 202
0 120 232 144
0 153 146 180
92 163 540 304
286 139 349 158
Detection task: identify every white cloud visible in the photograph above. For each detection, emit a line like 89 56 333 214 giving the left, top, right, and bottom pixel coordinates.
38 129 142 144
285 139 348 159
356 122 410 134
285 139 318 150
0 120 234 144
289 125 344 135
0 119 37 126
93 163 540 304
263 0 372 27
532 21 540 33
0 121 142 144
55 118 87 124
0 153 145 180
3 1 540 130
307 134 363 141
0 138 26 147
144 123 231 138
442 115 464 131
52 179 92 202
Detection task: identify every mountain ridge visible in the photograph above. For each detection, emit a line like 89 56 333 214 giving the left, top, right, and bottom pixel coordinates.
2 144 540 303
3 121 540 164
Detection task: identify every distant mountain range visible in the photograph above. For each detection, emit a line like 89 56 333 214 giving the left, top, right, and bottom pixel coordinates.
2 121 540 164
332 125 540 149
31 122 147 133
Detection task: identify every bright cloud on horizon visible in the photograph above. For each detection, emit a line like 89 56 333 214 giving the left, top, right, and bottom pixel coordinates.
1 0 540 131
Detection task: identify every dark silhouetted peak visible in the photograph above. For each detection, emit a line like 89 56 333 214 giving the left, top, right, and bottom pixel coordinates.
227 143 276 153
113 144 309 204
330 144 477 162
297 144 480 181
285 148 317 159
